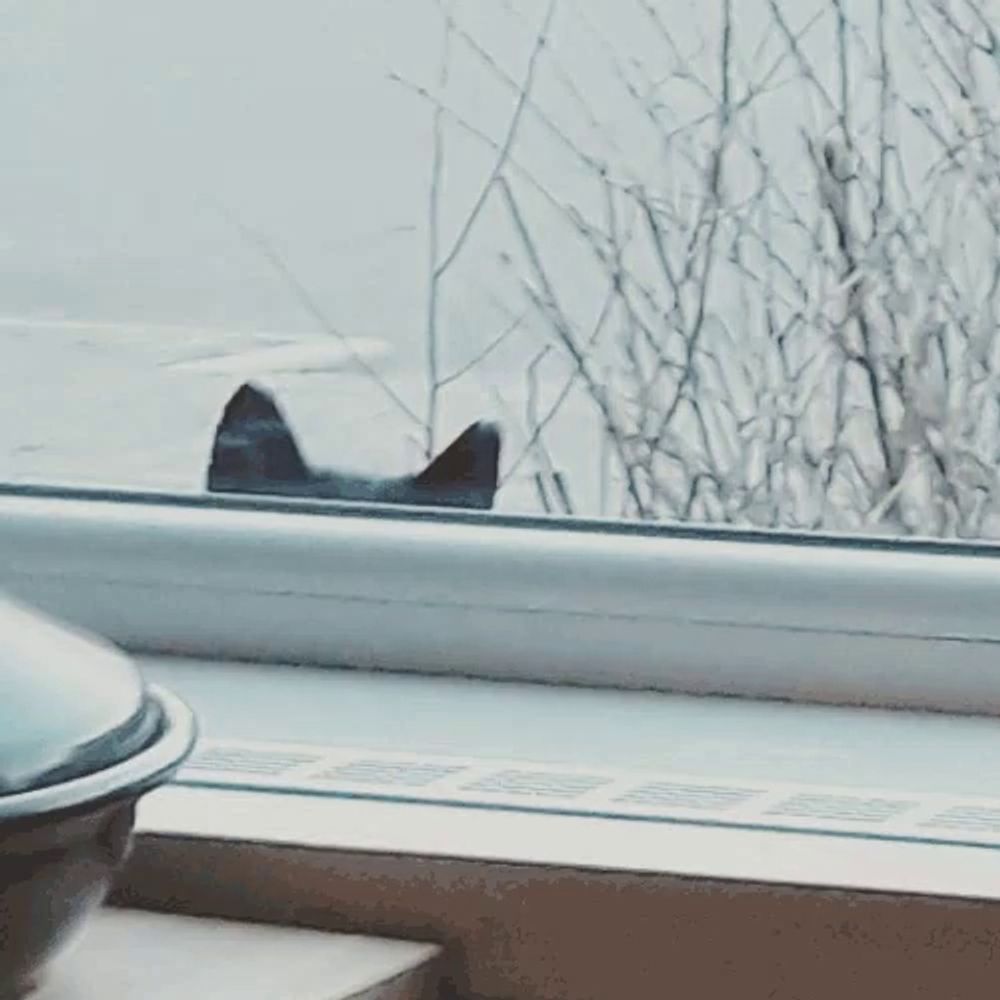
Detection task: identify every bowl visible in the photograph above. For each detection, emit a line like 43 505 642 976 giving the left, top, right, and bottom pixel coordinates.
0 595 197 998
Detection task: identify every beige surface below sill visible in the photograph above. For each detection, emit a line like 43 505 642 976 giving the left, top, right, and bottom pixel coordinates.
31 907 441 1000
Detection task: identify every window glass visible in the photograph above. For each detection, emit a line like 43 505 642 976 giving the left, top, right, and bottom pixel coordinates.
4 0 995 537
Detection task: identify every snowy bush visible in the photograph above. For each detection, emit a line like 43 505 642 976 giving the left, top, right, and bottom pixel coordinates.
392 0 1000 535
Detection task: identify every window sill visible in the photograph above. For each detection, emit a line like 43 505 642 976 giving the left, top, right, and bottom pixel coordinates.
119 788 1000 1000
108 655 1000 1000
132 780 1000 901
138 653 1000 865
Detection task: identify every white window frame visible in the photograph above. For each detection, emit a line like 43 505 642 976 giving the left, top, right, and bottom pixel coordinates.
3 481 1000 715
10 481 1000 999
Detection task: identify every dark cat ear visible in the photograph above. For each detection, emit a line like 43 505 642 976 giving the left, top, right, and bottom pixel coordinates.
206 381 310 490
413 421 501 508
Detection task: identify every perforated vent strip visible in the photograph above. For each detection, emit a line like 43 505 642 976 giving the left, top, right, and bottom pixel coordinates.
461 769 613 799
616 782 761 810
183 747 324 776
175 738 1000 850
921 806 1000 833
315 760 467 788
764 794 917 823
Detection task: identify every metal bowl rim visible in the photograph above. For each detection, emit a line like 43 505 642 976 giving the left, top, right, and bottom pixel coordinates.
0 684 197 823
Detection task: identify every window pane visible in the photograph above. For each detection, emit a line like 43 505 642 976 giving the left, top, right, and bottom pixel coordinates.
4 0 997 537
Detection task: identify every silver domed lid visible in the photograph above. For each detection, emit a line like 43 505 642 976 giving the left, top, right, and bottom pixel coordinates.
0 595 163 796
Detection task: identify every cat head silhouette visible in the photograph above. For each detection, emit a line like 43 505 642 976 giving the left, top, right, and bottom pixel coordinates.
206 382 501 510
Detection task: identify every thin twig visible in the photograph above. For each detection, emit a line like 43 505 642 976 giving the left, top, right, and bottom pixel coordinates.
433 0 558 277
213 203 422 428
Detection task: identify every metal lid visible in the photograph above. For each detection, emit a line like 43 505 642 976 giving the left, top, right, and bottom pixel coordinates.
0 595 163 796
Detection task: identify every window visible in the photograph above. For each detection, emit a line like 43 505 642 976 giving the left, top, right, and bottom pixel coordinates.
5 0 998 539
2 1 1000 715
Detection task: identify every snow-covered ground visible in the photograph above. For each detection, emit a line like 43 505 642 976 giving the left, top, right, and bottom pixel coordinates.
2 316 606 514
0 1 638 515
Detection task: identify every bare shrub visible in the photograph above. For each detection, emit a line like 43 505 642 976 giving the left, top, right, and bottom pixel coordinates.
392 0 1000 535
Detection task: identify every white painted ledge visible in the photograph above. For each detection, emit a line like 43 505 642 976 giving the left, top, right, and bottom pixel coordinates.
3 484 1000 713
129 655 1000 903
136 783 1000 903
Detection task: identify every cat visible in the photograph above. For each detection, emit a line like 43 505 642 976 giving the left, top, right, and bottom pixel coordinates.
206 381 501 510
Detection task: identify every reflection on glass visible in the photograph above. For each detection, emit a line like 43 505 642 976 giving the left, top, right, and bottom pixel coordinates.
3 1 996 535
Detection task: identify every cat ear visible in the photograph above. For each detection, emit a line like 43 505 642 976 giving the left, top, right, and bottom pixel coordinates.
413 421 501 507
206 382 310 490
